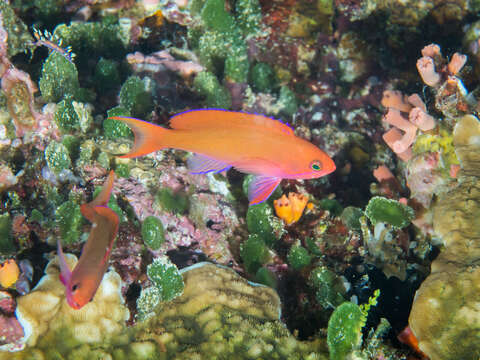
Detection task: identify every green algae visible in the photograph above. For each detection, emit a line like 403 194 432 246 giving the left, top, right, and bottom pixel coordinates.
327 290 380 360
44 141 72 175
201 0 235 33
154 187 189 215
365 196 414 229
55 97 80 133
327 302 365 360
308 266 346 309
240 234 270 273
340 206 363 231
0 1 32 57
250 62 276 93
39 52 80 103
94 58 121 93
56 200 84 246
255 266 277 288
277 86 298 116
0 213 15 255
287 244 311 270
141 216 165 250
115 162 130 178
246 202 282 246
119 76 153 118
193 71 232 108
146 256 184 302
235 0 262 37
62 135 81 164
104 107 133 140
319 198 343 217
53 21 126 63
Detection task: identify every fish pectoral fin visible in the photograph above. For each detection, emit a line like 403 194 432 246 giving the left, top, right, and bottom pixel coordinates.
187 154 232 174
248 176 281 205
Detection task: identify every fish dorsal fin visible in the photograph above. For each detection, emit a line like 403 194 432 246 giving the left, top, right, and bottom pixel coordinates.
169 109 294 136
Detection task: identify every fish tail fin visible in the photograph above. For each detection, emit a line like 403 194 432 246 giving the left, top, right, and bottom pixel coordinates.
108 116 169 158
86 170 115 210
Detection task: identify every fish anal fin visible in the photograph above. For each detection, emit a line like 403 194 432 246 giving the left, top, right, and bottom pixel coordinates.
248 176 281 205
187 153 232 174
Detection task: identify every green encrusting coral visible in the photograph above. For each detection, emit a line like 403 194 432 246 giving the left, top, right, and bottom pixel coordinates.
0 213 15 254
365 196 414 229
0 1 32 57
141 216 165 250
53 21 126 62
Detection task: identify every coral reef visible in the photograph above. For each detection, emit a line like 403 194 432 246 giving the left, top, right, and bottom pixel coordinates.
1 0 480 358
1 261 327 359
408 115 480 360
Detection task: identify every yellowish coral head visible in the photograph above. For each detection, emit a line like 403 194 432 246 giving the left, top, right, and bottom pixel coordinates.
0 259 20 288
273 193 308 225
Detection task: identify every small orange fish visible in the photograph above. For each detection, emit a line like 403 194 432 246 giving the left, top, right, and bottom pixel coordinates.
110 110 335 204
57 171 119 309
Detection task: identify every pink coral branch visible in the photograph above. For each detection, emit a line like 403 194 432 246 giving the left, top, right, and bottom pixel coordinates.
416 57 440 87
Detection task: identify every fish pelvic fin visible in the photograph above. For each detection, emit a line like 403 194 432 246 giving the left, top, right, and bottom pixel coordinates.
57 238 72 287
248 176 281 205
108 116 169 158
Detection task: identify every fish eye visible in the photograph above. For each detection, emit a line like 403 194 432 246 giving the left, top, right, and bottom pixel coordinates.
310 160 322 171
71 283 80 292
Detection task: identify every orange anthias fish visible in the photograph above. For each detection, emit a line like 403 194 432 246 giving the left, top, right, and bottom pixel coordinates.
57 171 119 309
110 110 336 204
